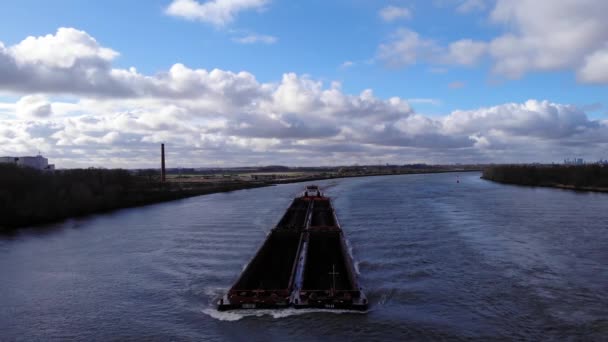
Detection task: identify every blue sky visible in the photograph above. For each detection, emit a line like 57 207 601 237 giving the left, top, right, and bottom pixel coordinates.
1 0 604 115
0 0 607 167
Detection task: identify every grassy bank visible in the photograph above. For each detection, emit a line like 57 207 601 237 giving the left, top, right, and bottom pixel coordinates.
481 165 608 193
0 165 267 230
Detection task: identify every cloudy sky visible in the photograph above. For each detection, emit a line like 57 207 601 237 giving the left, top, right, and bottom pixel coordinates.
0 0 607 168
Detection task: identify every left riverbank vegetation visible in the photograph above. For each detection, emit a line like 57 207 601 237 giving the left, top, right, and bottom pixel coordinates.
0 163 482 230
0 164 265 230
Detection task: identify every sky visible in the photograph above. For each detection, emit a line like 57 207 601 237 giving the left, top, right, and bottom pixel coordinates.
0 0 607 168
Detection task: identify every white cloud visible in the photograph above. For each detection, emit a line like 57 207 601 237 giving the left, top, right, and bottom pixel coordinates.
443 100 599 140
377 28 440 67
0 28 268 100
165 0 268 27
378 28 486 67
16 95 53 118
445 39 487 65
9 27 118 69
232 33 277 44
1 28 607 167
3 95 607 167
0 28 129 97
381 1 608 84
379 6 412 22
577 45 608 84
488 0 608 81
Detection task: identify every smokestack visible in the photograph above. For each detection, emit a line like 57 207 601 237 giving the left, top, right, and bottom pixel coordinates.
161 143 166 182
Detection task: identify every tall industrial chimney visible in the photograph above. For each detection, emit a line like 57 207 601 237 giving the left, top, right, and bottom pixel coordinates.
161 143 166 182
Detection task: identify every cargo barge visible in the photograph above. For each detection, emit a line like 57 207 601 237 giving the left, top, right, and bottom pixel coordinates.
217 185 367 311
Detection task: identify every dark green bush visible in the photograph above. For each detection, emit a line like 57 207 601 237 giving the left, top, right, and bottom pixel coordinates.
482 164 608 188
0 165 160 229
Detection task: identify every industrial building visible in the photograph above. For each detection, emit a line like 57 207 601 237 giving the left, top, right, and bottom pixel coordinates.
0 155 55 170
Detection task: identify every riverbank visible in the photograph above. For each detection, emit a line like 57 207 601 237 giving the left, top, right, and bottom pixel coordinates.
271 168 480 184
0 165 480 230
481 165 608 193
0 165 269 231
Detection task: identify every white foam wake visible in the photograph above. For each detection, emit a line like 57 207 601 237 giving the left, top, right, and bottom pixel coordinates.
202 307 367 321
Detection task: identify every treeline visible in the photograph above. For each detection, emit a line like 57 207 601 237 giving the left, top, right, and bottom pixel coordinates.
482 164 608 190
0 165 263 230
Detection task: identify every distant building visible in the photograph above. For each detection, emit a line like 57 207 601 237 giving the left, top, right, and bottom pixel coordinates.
564 158 584 165
0 155 55 170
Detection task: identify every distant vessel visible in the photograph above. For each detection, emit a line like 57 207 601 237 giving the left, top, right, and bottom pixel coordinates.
217 185 367 311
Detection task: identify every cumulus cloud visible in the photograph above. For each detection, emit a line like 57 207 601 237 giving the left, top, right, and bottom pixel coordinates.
0 28 270 101
1 28 607 167
165 0 268 27
2 96 606 167
9 27 118 69
381 1 608 83
488 0 608 81
0 28 129 97
577 45 608 84
379 6 412 22
443 100 599 140
16 95 53 118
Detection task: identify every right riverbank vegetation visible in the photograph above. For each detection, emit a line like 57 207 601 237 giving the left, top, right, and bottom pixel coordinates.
482 164 608 192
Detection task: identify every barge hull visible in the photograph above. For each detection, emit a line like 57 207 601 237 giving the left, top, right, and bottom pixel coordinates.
218 186 367 311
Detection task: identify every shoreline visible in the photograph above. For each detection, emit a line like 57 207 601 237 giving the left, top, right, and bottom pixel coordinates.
481 176 608 194
2 169 480 231
0 182 269 232
271 169 481 185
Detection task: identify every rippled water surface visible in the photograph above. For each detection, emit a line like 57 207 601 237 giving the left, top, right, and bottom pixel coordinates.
1 172 607 340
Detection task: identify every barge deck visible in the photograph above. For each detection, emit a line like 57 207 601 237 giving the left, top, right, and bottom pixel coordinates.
217 186 367 311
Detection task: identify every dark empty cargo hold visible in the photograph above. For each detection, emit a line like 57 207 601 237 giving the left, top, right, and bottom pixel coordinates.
310 199 336 227
217 231 302 310
302 231 355 291
276 198 310 229
232 231 301 291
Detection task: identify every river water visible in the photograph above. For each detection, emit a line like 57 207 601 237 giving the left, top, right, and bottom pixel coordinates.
1 172 607 341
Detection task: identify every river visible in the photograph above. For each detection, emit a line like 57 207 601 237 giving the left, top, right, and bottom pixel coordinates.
1 172 607 340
